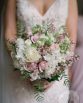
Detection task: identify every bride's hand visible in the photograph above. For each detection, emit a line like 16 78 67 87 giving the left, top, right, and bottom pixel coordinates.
5 34 17 51
31 80 54 91
43 80 54 90
5 34 17 43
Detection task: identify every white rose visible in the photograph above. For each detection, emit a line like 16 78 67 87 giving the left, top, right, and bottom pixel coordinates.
25 47 41 62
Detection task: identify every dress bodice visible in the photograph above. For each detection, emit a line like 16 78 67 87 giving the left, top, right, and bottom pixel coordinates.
16 0 69 32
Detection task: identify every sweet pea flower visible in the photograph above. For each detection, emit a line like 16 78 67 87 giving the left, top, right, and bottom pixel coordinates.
31 35 39 43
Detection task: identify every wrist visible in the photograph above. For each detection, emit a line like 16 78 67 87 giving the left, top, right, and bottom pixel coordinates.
5 34 17 43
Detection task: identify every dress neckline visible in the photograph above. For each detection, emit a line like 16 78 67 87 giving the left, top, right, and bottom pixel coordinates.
27 0 57 18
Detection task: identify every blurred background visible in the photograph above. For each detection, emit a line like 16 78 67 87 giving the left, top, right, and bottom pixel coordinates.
0 0 83 103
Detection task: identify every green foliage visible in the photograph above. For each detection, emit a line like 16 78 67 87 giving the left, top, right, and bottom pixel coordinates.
32 80 45 92
7 41 16 54
60 71 70 87
34 91 44 103
59 39 70 54
32 25 42 34
34 84 44 92
20 70 31 80
46 74 60 82
16 19 26 38
45 35 54 46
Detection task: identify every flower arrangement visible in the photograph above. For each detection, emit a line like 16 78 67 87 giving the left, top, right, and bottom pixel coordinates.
7 19 78 92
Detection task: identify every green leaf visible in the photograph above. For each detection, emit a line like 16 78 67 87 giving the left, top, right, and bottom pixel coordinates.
59 40 70 54
32 25 42 34
34 91 44 102
16 19 26 38
46 74 60 82
20 70 31 80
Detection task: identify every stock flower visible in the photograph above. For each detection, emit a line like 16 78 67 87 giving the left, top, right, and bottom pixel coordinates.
15 38 25 59
16 38 25 49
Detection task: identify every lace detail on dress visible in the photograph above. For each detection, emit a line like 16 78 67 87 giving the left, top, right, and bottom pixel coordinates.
59 0 69 26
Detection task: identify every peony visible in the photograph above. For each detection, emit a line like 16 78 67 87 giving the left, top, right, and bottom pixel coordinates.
25 47 41 62
39 61 48 72
15 38 25 50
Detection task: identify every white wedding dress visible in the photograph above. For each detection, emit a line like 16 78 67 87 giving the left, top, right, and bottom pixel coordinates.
6 0 70 103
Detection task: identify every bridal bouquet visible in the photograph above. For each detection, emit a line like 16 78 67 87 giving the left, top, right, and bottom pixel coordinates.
7 20 78 92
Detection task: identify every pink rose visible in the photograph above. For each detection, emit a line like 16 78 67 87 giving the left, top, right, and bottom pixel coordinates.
27 62 37 71
39 61 48 72
31 35 39 43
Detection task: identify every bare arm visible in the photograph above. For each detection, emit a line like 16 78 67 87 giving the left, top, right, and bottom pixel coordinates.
5 0 17 42
66 0 78 52
66 0 78 81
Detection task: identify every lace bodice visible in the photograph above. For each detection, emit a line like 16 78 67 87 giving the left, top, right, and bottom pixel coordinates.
17 0 69 32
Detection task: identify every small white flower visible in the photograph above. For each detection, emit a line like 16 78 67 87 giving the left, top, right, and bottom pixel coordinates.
16 38 25 50
65 36 71 43
30 70 40 81
58 27 64 34
13 59 20 69
15 38 25 60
